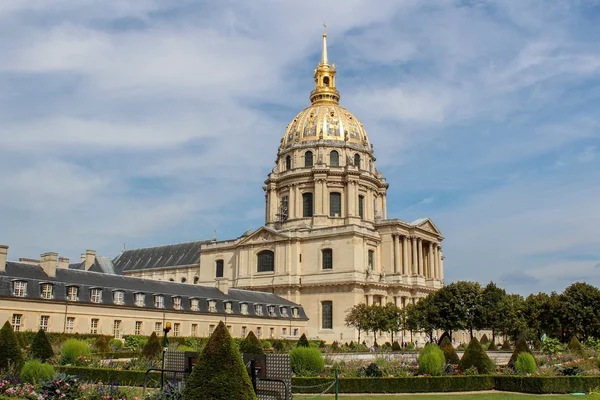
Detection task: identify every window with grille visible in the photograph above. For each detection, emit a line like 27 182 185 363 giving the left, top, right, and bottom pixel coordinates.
41 284 53 299
154 322 162 334
40 315 49 331
330 150 339 166
280 307 288 317
368 250 374 269
90 288 102 303
113 291 124 305
173 297 182 310
257 250 274 272
241 326 247 337
329 192 341 216
240 303 248 315
322 301 333 329
209 324 215 335
208 300 217 313
285 155 291 170
173 323 180 337
322 249 333 270
358 195 365 219
354 153 361 168
67 286 78 301
154 295 164 309
305 151 313 167
191 324 197 337
135 321 142 335
135 293 145 307
90 319 99 334
302 192 313 217
225 302 232 314
267 305 276 317
254 304 263 316
113 320 121 338
66 317 75 333
13 281 27 297
190 298 199 311
216 259 224 278
11 314 22 331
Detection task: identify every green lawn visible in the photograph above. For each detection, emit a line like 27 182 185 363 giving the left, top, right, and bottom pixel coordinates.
294 394 590 399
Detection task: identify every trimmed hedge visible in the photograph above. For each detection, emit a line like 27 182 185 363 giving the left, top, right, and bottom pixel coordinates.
494 376 600 394
56 366 161 387
94 351 140 359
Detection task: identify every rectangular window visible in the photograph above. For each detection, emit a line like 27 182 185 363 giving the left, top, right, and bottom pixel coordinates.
191 324 198 337
270 327 275 338
40 315 49 332
154 322 162 334
267 305 276 317
241 303 248 315
90 318 99 334
208 300 217 313
292 308 299 318
91 288 102 304
282 327 287 336
173 297 182 310
190 298 199 311
358 195 365 219
329 192 342 216
11 314 22 332
368 250 374 268
254 304 263 316
13 281 27 297
41 284 53 299
154 295 164 309
67 286 78 301
225 302 232 314
209 324 215 336
302 193 313 217
227 325 232 333
293 328 298 336
173 323 180 337
66 317 75 333
113 291 124 305
322 301 333 330
256 327 262 339
216 259 224 278
135 321 142 335
241 326 247 337
280 307 288 317
322 249 333 269
135 293 145 307
113 320 121 338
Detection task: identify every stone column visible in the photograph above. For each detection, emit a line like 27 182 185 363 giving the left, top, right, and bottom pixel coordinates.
428 242 434 279
417 239 424 276
295 185 301 217
393 234 400 274
439 248 444 281
381 193 387 220
347 180 356 216
402 236 409 275
288 185 295 219
367 294 373 306
322 180 327 215
411 237 417 275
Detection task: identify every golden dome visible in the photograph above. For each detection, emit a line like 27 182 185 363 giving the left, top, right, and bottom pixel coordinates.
280 27 370 149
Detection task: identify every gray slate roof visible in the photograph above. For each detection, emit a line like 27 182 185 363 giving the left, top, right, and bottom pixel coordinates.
112 241 211 272
0 261 307 320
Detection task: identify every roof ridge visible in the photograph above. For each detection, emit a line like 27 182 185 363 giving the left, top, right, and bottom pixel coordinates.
120 239 212 253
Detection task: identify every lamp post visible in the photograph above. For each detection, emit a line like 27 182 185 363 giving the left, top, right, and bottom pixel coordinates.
161 321 172 390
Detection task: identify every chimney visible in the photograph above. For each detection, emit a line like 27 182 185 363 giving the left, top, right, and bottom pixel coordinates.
84 250 96 270
216 277 229 295
0 245 7 273
81 254 86 263
40 252 58 278
58 257 70 269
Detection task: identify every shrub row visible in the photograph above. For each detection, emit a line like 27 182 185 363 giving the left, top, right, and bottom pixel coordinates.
95 351 140 359
56 366 161 387
292 376 600 394
16 331 111 346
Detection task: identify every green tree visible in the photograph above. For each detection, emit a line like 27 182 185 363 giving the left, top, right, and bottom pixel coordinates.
345 303 369 343
30 329 54 362
297 333 310 348
239 331 264 354
476 282 506 341
496 294 528 342
459 337 495 374
567 336 586 357
439 336 459 364
382 302 404 343
561 282 600 340
432 281 483 339
0 321 23 373
182 321 257 400
142 332 162 359
508 336 533 367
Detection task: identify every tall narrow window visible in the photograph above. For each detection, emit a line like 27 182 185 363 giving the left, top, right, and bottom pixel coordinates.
358 195 365 219
41 284 53 299
322 301 333 329
225 302 232 314
285 155 292 170
11 314 22 332
173 323 180 337
113 291 124 305
209 324 215 335
368 250 374 269
305 151 313 167
208 300 217 313
353 154 361 168
191 324 198 337
135 321 142 335
254 304 263 316
154 322 162 334
90 319 99 334
173 297 182 310
330 150 339 166
256 327 262 338
154 295 164 309
302 192 313 217
216 259 224 278
322 249 333 270
267 305 276 317
329 192 341 216
257 250 275 272
113 320 121 338
241 303 249 315
13 281 27 297
40 315 50 332
90 288 102 303
241 326 247 337
66 317 75 333
190 298 199 311
67 286 78 302
135 293 145 307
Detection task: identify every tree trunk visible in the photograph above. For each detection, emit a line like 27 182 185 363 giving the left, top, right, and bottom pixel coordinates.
469 326 474 340
358 328 361 343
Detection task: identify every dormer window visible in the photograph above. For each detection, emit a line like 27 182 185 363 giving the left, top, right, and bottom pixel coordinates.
225 302 232 314
173 297 182 310
254 304 263 316
90 288 102 304
135 293 145 307
13 281 27 297
292 307 299 318
41 283 53 299
208 300 217 313
154 295 164 309
240 303 248 315
67 286 79 302
267 305 276 317
280 307 288 317
190 298 199 311
113 291 124 305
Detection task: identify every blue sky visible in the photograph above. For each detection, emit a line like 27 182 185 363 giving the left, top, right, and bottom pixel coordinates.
1 0 599 295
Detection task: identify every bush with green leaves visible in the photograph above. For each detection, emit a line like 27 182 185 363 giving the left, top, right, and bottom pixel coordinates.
297 333 310 348
509 337 532 367
362 362 382 377
176 345 197 353
459 337 495 374
40 373 82 399
542 337 563 355
142 332 162 359
480 334 489 345
567 336 586 357
440 336 459 365
501 341 511 351
392 341 401 351
487 341 498 351
261 340 272 350
20 360 55 384
95 335 111 353
514 352 537 375
60 339 91 364
290 347 325 376
239 331 263 355
182 321 256 400
0 321 23 373
418 343 445 376
109 339 123 349
30 329 54 362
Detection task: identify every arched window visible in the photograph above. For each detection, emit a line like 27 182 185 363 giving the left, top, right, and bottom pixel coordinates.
180 277 187 283
257 250 275 273
322 301 333 329
302 192 313 217
193 276 199 284
330 150 339 166
168 278 174 282
323 77 330 87
358 195 365 219
330 192 341 217
286 155 292 170
354 154 361 168
305 151 313 167
216 259 224 278
322 249 333 270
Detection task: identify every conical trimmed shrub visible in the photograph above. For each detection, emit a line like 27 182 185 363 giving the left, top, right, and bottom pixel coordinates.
182 321 257 400
94 336 110 353
297 333 310 348
440 336 459 364
142 332 162 359
480 334 490 345
508 337 532 367
459 337 495 374
501 340 512 351
239 331 263 355
0 321 23 372
437 331 451 346
567 336 586 357
487 341 498 351
30 329 54 361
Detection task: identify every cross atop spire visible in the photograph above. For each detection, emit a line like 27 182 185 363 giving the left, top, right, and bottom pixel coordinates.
311 26 339 104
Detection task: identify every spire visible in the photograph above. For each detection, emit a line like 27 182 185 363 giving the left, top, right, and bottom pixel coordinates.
321 23 328 65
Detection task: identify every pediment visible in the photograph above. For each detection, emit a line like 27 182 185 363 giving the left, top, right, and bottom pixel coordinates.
239 226 289 245
412 218 442 236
